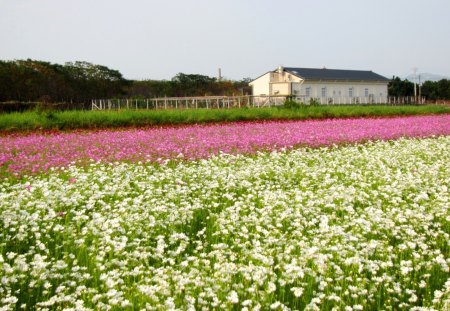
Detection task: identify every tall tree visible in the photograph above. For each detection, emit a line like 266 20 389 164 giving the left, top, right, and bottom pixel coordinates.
388 76 414 97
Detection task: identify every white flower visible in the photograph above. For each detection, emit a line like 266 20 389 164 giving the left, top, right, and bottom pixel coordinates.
227 290 239 304
291 287 304 298
267 282 276 293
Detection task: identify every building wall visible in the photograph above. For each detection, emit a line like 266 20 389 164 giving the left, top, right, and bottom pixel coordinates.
249 73 271 96
250 70 303 96
292 81 388 100
271 82 290 95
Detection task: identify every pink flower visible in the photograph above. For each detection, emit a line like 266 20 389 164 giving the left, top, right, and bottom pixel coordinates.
69 177 76 183
1 114 449 177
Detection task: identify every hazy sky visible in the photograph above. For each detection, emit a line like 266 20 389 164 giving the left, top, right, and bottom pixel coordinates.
1 0 449 80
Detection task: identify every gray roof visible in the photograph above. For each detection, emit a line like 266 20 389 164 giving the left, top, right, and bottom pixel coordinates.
283 67 390 82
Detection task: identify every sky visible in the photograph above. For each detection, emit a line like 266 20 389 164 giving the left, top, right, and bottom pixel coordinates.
1 0 449 81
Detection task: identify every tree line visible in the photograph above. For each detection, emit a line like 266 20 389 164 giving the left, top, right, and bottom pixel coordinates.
388 76 450 100
1 60 449 111
0 60 127 104
0 59 252 109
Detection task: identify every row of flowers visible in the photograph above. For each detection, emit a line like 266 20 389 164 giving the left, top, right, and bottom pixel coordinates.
1 136 449 310
1 114 449 178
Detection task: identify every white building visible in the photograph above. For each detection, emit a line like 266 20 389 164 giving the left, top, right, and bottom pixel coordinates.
249 66 390 104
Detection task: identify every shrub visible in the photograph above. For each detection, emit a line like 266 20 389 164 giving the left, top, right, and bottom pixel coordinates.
309 98 320 106
283 97 304 109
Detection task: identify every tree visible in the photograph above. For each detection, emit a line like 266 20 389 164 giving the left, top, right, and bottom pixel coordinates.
388 76 414 97
171 73 216 96
421 79 450 100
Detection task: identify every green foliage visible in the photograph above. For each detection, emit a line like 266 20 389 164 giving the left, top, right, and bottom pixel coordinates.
0 59 128 104
0 58 252 108
0 105 448 132
126 75 252 98
388 76 415 97
308 98 320 106
388 76 450 100
421 79 450 100
282 98 304 109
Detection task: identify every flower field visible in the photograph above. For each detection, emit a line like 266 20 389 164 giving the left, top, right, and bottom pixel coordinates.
1 114 449 178
0 116 450 310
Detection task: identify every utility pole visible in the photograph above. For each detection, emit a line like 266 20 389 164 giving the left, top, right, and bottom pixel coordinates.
413 67 418 103
418 75 421 104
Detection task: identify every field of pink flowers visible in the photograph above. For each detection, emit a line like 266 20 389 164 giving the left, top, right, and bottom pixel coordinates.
1 114 449 177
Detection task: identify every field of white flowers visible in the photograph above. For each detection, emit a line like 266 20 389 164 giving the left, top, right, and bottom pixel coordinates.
1 136 449 310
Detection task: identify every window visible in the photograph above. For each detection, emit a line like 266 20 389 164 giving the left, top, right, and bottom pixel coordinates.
349 88 353 98
305 87 311 97
365 88 369 97
321 87 326 98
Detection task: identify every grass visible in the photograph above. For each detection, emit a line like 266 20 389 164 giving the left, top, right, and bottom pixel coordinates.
0 105 449 132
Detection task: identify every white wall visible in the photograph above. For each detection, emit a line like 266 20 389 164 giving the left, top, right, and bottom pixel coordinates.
249 72 271 96
250 71 303 96
294 81 388 101
271 83 290 95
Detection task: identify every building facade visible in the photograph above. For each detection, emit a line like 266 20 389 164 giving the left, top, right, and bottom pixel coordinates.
249 67 390 104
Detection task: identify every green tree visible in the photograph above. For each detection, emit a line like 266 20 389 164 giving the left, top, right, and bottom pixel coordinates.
388 76 414 97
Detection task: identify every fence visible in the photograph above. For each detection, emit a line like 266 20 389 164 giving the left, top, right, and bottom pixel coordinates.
91 96 287 110
91 95 430 110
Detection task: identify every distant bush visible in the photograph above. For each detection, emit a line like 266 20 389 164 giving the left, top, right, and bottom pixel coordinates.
283 97 304 109
309 98 320 106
